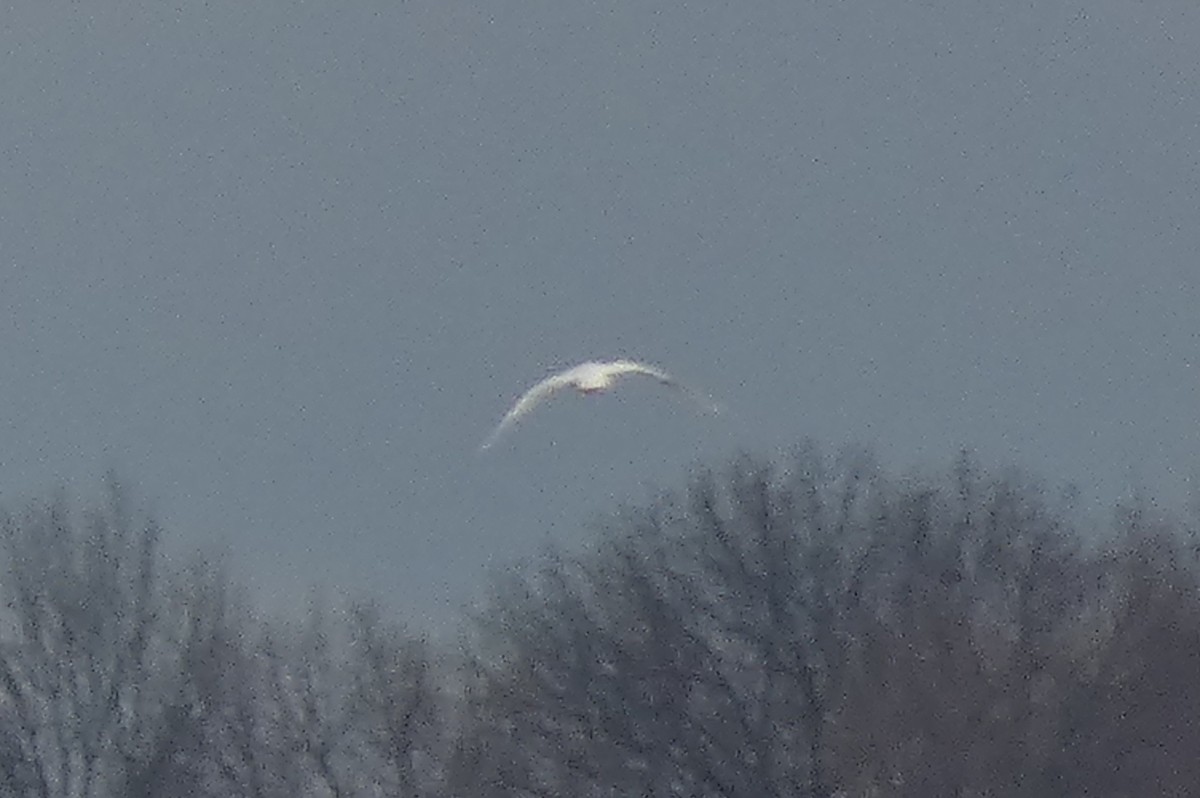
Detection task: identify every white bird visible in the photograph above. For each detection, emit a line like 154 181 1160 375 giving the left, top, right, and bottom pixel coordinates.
479 359 719 451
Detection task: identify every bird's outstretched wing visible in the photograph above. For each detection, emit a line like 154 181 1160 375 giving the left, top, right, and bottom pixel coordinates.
479 372 575 451
611 360 723 415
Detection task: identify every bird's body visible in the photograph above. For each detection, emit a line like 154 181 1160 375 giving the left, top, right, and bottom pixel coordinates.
479 359 718 451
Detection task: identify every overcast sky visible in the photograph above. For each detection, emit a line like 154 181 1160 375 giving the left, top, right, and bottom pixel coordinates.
2 2 1197 632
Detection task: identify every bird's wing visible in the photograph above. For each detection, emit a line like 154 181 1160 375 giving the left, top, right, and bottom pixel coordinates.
479 372 576 450
611 360 722 414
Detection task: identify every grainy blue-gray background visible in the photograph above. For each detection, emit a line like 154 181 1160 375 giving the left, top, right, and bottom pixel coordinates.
2 2 1197 630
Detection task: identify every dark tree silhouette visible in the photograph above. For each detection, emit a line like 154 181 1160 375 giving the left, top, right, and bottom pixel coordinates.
1047 499 1200 795
344 600 445 797
457 445 1200 797
3 449 1198 798
0 478 168 798
0 484 448 798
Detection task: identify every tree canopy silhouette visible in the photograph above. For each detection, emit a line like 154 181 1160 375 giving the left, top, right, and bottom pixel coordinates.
460 445 1200 797
1 449 1197 797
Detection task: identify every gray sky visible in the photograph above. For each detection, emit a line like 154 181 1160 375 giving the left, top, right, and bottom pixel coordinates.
3 2 1197 632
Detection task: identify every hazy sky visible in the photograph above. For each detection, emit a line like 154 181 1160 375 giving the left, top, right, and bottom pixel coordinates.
2 2 1197 631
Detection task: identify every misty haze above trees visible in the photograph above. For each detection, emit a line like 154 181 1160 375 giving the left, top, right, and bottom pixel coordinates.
1 447 1197 797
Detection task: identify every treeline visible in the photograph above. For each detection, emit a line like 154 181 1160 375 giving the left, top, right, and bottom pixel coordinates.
1 448 1197 797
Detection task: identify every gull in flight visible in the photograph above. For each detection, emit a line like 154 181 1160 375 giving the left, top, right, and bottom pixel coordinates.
480 359 719 451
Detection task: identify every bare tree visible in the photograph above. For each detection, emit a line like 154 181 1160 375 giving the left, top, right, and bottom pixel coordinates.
0 479 455 798
455 445 1200 798
458 447 877 796
344 600 444 797
138 567 344 798
169 559 313 798
1046 498 1200 796
0 477 169 798
117 552 254 798
5 450 1199 798
248 596 446 798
